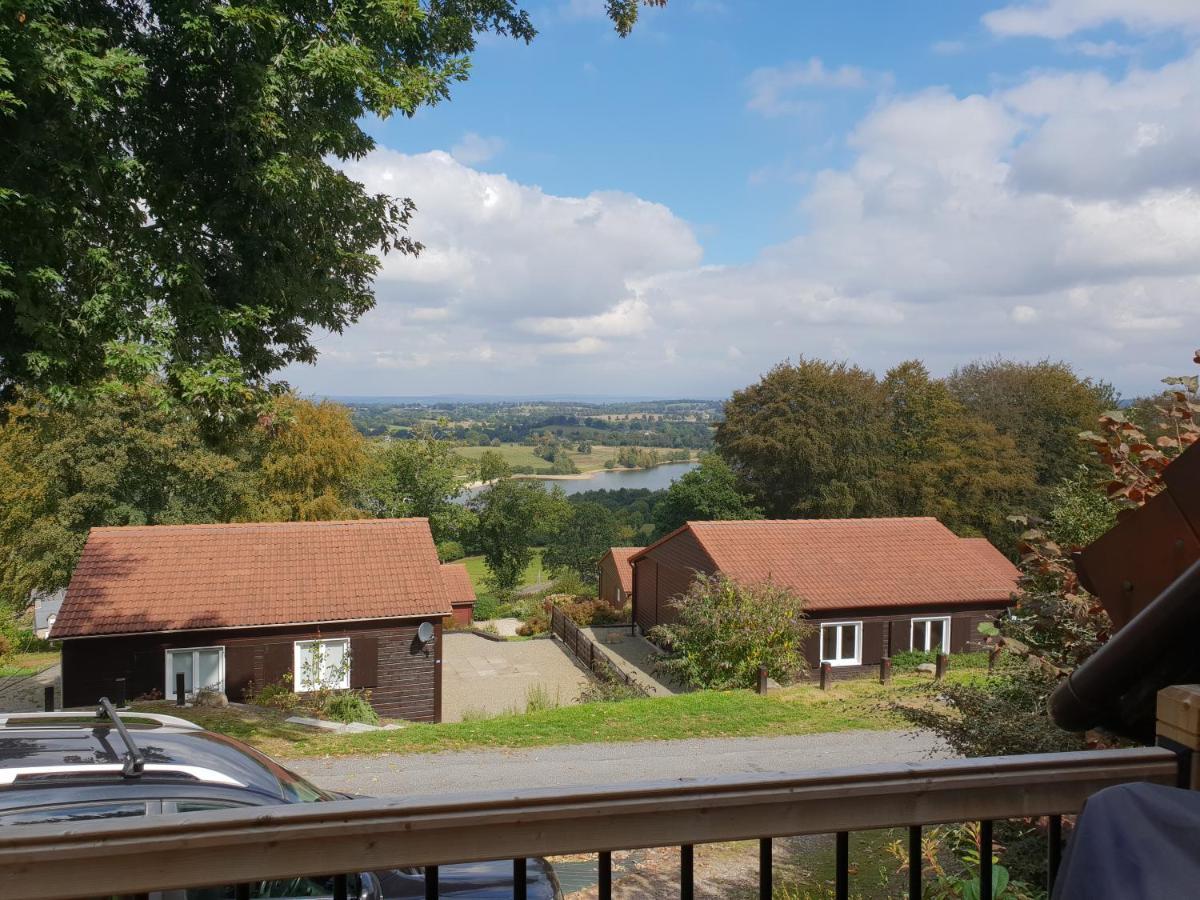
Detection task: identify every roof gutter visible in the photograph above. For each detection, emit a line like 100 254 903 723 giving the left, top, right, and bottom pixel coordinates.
1049 555 1200 742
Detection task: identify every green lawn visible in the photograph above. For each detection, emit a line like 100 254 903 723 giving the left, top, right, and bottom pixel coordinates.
131 701 317 759
454 443 553 471
0 650 60 677
460 548 548 597
164 674 957 760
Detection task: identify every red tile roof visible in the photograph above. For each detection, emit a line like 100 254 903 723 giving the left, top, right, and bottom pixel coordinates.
602 548 639 594
631 518 1019 611
52 519 451 639
440 563 477 607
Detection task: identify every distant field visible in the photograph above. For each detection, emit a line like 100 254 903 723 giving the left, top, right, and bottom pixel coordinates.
453 443 548 470
453 442 625 473
460 549 548 596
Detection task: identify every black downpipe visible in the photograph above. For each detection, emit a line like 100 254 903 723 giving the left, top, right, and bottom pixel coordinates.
1050 557 1200 740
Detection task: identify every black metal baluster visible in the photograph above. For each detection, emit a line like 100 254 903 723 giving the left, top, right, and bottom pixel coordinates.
908 825 922 900
332 873 348 900
836 831 849 900
599 851 613 900
979 820 993 900
1048 814 1063 893
759 838 772 899
234 885 250 900
514 857 527 899
681 844 694 900
425 864 439 900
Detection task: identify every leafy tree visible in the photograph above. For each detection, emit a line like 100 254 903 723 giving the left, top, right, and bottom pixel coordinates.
543 502 620 585
898 354 1200 764
0 384 247 609
945 359 1117 503
0 0 661 404
715 359 891 518
476 449 511 483
469 479 569 593
881 361 1036 547
246 396 369 522
652 454 761 537
651 574 814 689
367 432 466 541
1043 467 1119 549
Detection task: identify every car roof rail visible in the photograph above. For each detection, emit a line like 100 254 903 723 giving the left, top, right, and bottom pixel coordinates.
97 697 144 778
0 709 202 731
0 763 247 788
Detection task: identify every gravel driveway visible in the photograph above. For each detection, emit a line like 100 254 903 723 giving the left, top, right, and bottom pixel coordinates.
291 729 948 797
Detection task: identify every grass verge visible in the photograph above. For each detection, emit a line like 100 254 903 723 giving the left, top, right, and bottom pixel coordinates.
130 701 320 759
163 673 971 759
0 650 60 677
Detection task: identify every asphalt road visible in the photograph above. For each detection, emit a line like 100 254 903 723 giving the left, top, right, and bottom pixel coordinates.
290 729 949 797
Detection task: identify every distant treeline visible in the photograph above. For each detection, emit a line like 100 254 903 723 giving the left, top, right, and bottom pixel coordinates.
350 400 719 450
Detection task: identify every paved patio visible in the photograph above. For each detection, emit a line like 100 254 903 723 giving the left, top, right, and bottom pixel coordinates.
0 663 61 712
583 626 683 695
441 633 589 722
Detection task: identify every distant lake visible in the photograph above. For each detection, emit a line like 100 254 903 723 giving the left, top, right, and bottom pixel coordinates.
460 461 697 501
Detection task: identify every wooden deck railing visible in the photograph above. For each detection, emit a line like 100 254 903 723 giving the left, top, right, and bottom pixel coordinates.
0 746 1182 900
549 604 640 689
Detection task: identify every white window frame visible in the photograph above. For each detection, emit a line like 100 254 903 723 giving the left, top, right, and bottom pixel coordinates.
164 646 225 698
293 638 351 693
819 621 863 667
911 616 952 654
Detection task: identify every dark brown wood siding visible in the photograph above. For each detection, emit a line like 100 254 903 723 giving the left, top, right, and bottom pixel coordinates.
633 559 659 632
350 635 378 689
598 556 624 608
805 606 1002 677
635 529 715 629
60 616 441 722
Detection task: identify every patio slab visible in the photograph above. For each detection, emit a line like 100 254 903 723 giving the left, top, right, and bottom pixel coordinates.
441 632 589 722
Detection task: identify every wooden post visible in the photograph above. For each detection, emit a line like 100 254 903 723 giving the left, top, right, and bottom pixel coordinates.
757 665 769 695
935 653 948 681
1156 684 1200 788
43 686 54 712
880 657 892 685
113 678 126 708
820 662 832 691
175 672 186 706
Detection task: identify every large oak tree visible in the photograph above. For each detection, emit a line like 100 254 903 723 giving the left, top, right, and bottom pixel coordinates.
0 0 664 405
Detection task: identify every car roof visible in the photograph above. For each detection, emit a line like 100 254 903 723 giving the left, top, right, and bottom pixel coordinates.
0 712 327 810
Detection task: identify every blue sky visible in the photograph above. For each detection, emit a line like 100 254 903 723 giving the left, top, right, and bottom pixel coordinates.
288 0 1200 400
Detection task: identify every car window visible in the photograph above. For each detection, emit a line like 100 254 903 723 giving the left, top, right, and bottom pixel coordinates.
158 876 356 900
0 801 147 826
159 803 355 900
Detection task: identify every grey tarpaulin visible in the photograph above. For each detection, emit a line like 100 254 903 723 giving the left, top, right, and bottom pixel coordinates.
1054 781 1200 899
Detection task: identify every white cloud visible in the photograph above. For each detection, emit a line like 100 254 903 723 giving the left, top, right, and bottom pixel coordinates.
1070 39 1135 58
1003 54 1200 200
932 40 968 55
746 58 882 117
295 51 1200 397
450 132 505 166
984 0 1200 39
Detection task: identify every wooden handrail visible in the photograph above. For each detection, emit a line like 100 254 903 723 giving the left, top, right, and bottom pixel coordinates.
0 747 1177 899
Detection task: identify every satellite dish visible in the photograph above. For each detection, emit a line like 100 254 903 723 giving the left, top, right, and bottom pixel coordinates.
417 621 435 643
